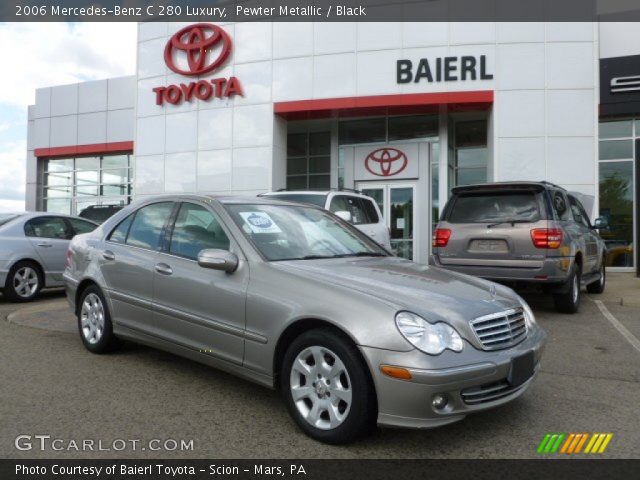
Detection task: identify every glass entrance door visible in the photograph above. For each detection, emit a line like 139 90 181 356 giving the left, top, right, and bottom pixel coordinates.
358 182 417 261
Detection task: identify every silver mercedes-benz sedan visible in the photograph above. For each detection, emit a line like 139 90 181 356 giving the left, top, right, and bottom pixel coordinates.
0 212 97 302
63 195 546 444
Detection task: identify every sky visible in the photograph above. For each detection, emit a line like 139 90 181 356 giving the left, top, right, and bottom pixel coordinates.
0 22 137 212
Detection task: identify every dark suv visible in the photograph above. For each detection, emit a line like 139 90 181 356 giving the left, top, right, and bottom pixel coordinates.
430 182 608 313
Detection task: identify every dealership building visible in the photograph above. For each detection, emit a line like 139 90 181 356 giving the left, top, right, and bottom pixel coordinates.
25 22 639 272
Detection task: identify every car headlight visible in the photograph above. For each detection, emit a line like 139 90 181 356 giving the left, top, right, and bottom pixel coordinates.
395 311 464 355
515 294 536 329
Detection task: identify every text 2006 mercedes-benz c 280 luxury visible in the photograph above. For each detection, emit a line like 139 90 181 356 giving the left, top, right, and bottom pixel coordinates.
63 195 546 444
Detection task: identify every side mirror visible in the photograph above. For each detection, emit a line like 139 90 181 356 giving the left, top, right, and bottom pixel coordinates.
593 217 608 229
197 249 239 273
334 210 352 223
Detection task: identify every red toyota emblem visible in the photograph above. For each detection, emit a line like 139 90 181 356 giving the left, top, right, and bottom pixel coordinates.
364 148 408 177
164 23 231 76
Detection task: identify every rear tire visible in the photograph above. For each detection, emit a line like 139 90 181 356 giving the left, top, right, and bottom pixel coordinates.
586 259 606 294
281 329 377 444
77 285 119 353
553 263 581 314
4 260 43 302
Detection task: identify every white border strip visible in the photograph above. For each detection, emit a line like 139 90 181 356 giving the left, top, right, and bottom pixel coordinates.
593 299 640 354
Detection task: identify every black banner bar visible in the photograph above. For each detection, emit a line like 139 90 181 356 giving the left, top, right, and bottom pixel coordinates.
1 459 639 480
3 0 640 22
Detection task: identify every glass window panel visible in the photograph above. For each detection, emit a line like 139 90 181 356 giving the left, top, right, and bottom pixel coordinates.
108 214 134 244
76 170 99 185
286 157 307 175
68 218 97 235
457 147 488 168
456 168 487 186
339 118 386 145
308 175 330 190
599 140 633 160
599 161 634 267
101 168 129 184
169 203 230 260
309 132 330 155
309 156 330 174
286 175 307 190
102 185 130 196
44 187 72 198
75 157 100 170
390 187 414 260
46 158 73 172
455 120 487 148
46 172 73 187
43 199 71 215
388 115 439 141
24 216 70 239
287 133 307 156
361 189 384 219
599 120 632 139
76 185 99 196
126 202 174 250
102 155 129 169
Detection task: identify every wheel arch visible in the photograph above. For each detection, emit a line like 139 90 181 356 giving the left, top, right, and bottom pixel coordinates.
74 278 102 315
6 258 46 287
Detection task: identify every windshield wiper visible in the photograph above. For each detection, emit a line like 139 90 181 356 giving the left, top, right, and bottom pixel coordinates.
338 252 387 257
486 219 533 228
285 252 387 261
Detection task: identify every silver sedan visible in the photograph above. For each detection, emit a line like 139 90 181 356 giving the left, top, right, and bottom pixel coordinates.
0 213 97 302
63 195 546 444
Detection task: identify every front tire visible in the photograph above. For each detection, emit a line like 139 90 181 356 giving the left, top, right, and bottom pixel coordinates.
554 262 581 314
4 261 42 302
586 259 606 294
281 329 376 444
77 285 118 353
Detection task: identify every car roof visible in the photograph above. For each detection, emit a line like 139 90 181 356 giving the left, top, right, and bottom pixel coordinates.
451 181 563 194
261 190 368 198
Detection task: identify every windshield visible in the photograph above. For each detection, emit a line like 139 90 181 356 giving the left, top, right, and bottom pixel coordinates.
448 192 541 223
225 204 388 261
0 214 20 227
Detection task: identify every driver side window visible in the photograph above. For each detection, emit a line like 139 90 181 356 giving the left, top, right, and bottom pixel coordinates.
169 203 230 260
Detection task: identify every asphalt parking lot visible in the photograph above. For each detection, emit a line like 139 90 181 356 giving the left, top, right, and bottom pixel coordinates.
1 278 639 459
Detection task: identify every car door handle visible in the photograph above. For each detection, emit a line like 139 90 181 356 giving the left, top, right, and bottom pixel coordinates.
36 242 52 248
155 263 173 275
102 250 115 261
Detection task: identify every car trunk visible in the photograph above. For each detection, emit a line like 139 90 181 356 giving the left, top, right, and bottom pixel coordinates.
435 188 548 269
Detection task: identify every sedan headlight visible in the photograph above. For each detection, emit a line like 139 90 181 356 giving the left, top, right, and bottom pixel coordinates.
395 311 464 355
515 294 537 329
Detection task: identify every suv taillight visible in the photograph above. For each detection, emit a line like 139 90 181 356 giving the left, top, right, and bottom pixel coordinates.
432 228 452 248
530 228 563 249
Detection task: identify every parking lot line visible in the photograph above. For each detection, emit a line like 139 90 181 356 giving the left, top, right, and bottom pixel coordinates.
593 299 640 354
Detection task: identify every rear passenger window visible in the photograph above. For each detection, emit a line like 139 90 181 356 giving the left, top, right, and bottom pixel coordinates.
329 196 372 225
550 190 571 221
169 203 230 260
68 218 97 235
126 202 174 250
361 198 379 224
569 196 590 228
108 214 134 244
24 217 72 239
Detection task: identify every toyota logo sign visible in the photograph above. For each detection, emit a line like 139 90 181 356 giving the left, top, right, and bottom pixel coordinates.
164 23 231 76
364 148 408 177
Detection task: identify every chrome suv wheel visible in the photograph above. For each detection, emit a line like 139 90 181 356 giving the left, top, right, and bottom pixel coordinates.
281 329 376 444
77 285 118 353
4 261 42 302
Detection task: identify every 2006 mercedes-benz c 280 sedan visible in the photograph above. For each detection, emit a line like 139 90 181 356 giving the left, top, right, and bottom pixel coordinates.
64 195 546 444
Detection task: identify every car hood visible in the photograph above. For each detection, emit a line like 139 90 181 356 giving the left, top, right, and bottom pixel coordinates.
273 256 522 342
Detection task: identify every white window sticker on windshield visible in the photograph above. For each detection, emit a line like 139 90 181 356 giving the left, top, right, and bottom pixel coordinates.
239 212 282 234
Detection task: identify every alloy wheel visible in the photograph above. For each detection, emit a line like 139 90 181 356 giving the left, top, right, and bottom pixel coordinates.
13 267 39 298
80 293 105 345
289 346 352 430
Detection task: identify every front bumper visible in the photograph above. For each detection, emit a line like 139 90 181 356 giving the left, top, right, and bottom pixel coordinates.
430 254 573 284
360 326 547 429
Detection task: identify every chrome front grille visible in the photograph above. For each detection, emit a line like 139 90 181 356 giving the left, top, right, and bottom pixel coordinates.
470 308 527 351
461 380 527 405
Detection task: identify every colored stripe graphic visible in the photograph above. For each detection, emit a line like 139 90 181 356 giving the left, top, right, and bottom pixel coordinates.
538 433 613 454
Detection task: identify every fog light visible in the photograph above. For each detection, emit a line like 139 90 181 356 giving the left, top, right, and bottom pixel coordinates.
432 394 448 410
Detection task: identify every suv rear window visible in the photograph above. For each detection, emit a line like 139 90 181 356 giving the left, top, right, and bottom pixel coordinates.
267 194 327 207
447 192 541 224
